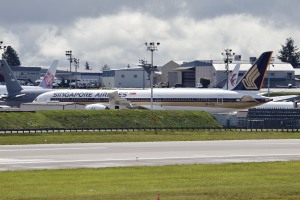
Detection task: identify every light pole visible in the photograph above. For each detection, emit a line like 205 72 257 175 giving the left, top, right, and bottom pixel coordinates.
139 59 152 89
145 42 160 110
222 49 235 90
65 50 72 89
0 41 7 55
267 57 275 97
73 58 79 89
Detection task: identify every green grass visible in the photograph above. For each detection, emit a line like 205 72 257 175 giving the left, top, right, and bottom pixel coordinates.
0 110 221 129
1 162 300 199
1 130 300 145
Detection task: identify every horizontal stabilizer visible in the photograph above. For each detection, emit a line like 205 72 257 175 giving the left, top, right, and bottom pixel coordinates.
1 93 26 100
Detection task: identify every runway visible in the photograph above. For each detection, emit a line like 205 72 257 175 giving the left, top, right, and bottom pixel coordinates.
1 139 300 171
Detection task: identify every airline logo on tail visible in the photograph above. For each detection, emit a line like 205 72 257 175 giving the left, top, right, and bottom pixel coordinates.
43 71 55 88
230 73 237 86
241 64 260 89
224 63 240 90
232 51 272 91
39 60 58 89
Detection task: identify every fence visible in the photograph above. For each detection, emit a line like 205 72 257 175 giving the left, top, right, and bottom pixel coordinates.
245 108 300 129
0 127 300 134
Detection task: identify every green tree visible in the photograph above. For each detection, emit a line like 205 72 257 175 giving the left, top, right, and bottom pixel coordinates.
101 64 110 71
85 61 91 70
2 46 21 66
277 37 300 68
200 78 210 88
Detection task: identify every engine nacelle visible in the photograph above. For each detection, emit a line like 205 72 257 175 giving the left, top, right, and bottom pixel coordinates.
85 104 109 110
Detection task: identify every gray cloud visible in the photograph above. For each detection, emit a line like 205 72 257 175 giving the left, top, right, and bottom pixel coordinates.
0 0 299 69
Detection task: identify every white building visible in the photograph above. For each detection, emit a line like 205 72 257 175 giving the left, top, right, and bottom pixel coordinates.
161 58 296 88
213 62 295 88
102 67 150 88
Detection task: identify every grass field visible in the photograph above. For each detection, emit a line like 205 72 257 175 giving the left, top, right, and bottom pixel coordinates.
1 130 300 145
0 110 221 130
1 161 300 200
1 110 300 199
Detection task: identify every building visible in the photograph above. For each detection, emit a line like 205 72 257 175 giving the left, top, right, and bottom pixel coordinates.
0 65 41 85
102 67 150 88
161 57 296 88
160 60 183 87
213 61 295 88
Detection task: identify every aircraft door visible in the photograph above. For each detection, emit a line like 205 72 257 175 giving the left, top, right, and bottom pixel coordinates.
217 95 223 104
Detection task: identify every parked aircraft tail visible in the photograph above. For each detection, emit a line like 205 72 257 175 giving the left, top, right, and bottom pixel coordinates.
223 63 240 90
0 59 23 96
232 51 273 91
38 60 58 88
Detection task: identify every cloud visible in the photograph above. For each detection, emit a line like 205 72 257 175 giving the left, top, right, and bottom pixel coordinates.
2 10 300 70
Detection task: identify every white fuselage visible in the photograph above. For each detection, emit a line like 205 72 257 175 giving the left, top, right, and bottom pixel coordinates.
33 88 271 113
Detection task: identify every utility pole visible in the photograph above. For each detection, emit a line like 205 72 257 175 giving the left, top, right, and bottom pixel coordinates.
222 49 235 90
73 58 80 89
145 42 160 110
65 50 72 89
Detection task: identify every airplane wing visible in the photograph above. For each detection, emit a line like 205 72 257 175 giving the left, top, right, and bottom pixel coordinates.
86 91 133 110
276 84 300 89
109 91 137 109
239 95 259 102
271 95 298 102
1 93 26 100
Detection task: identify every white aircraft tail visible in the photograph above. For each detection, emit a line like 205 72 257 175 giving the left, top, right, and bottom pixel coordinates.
223 64 240 90
38 60 58 88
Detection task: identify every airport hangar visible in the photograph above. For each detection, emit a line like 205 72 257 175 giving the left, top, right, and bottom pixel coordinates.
0 55 297 89
161 55 297 88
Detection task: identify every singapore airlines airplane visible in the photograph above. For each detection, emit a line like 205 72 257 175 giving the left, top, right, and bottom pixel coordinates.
33 51 273 113
0 59 57 107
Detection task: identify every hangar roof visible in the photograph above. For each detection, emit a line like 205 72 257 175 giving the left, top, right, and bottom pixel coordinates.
213 63 294 72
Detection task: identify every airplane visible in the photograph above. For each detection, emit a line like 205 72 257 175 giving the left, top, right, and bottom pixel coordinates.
253 101 299 109
0 59 57 107
33 51 273 114
275 83 300 89
223 64 300 105
0 60 58 94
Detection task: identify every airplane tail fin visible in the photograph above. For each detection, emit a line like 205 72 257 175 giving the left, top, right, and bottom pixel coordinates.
223 64 240 90
38 60 58 88
232 51 273 91
0 60 23 95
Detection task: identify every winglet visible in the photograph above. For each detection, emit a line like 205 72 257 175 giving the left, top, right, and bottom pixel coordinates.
0 59 23 95
232 51 273 91
38 60 58 88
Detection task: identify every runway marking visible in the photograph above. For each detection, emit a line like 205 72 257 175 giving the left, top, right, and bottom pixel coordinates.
1 153 300 165
0 147 106 152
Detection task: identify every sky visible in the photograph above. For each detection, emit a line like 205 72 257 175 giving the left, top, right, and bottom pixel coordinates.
0 0 299 71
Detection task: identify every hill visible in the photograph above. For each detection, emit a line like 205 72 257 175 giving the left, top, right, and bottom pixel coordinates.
0 110 221 130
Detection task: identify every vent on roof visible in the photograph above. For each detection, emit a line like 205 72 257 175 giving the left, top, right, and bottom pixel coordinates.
234 55 241 61
250 57 257 64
